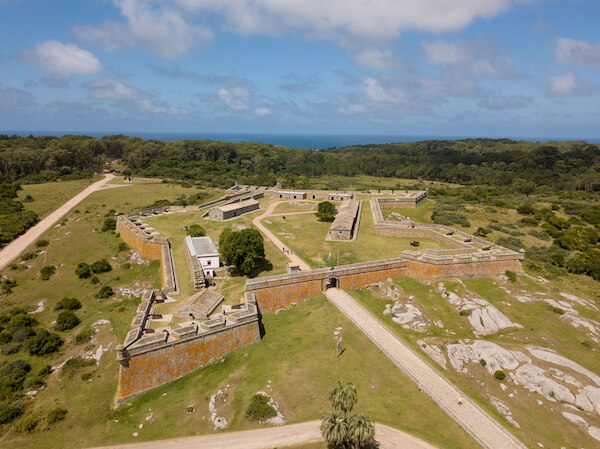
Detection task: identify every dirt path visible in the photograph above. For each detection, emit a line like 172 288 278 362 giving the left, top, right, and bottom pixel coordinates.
324 288 526 449
252 201 311 270
88 420 438 449
0 174 117 271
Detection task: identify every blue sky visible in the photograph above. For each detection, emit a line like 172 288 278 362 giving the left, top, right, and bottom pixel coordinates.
1 0 599 138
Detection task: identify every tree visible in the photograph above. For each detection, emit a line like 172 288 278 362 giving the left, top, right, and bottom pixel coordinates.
75 262 91 279
102 217 116 232
186 224 206 237
321 410 348 448
219 228 265 276
348 413 375 449
316 201 338 222
329 380 357 417
55 311 81 331
40 265 56 280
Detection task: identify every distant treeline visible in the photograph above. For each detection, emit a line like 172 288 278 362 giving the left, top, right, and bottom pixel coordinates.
0 184 38 247
1 134 600 191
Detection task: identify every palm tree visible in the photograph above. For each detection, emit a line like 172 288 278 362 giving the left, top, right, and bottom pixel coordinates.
348 413 375 449
321 410 349 448
329 380 357 417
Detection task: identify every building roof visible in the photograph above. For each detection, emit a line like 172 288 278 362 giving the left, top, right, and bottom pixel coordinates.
277 191 306 196
216 198 258 213
330 200 360 231
185 236 219 257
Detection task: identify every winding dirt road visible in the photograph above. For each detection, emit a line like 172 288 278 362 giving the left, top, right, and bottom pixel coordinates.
252 201 312 270
88 420 439 449
0 174 118 271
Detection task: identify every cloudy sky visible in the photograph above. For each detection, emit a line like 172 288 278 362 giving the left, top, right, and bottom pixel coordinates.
1 0 599 138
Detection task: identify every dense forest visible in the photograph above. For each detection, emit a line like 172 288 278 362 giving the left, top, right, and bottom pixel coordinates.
1 134 600 192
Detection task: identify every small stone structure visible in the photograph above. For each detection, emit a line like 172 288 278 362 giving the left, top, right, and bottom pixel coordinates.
209 198 260 220
115 290 260 406
176 288 224 319
327 200 361 240
273 190 307 200
267 189 353 201
377 191 428 209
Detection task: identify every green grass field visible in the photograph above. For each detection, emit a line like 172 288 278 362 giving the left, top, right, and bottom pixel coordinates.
263 201 450 268
17 176 102 218
348 274 600 449
309 174 461 191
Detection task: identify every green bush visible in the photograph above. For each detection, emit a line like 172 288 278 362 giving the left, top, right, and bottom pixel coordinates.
2 343 22 355
459 309 471 316
516 204 536 215
316 201 337 222
494 370 506 380
46 407 68 425
186 224 206 237
54 297 82 311
75 263 91 279
35 239 49 247
245 394 277 421
96 285 114 299
55 311 81 331
90 259 111 274
496 237 524 252
90 276 99 284
40 265 56 281
14 413 39 433
505 270 517 282
101 217 116 232
26 330 63 356
551 306 566 315
117 242 130 252
0 360 31 399
20 252 37 261
480 359 487 366
0 401 25 425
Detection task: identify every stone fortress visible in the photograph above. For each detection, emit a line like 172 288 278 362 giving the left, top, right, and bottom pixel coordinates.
113 187 524 405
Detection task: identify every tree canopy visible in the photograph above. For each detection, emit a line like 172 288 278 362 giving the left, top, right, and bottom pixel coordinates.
219 228 265 276
316 201 338 222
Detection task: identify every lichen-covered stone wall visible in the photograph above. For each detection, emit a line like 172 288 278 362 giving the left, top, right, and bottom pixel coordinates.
114 321 260 405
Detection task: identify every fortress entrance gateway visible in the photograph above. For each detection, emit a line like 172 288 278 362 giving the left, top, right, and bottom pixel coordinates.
324 276 338 290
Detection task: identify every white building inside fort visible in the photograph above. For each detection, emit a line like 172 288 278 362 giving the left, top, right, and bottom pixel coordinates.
185 236 220 278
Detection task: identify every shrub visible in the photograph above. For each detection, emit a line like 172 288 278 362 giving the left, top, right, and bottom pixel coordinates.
480 359 487 366
8 313 37 329
516 204 536 215
40 265 56 281
55 311 81 331
54 297 82 311
14 414 39 432
520 217 539 226
2 343 22 355
0 401 25 425
35 239 49 247
474 227 489 237
101 217 116 232
74 328 92 345
117 242 129 252
90 259 111 274
26 330 63 356
38 365 52 378
0 331 12 344
496 237 524 252
186 224 206 237
75 263 91 279
316 201 337 222
459 309 471 316
21 252 37 261
96 285 114 299
505 270 517 282
90 276 99 284
494 370 506 380
46 407 68 424
245 394 277 421
0 360 31 398
1 278 16 294
551 306 566 315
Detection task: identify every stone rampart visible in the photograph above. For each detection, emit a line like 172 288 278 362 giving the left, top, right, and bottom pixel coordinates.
245 258 407 312
378 191 428 209
115 290 260 405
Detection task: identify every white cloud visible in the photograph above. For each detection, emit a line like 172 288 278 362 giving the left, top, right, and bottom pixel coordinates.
73 0 212 58
363 78 407 104
423 41 472 66
19 41 101 76
546 71 578 97
175 0 526 43
354 49 401 70
555 37 600 68
218 87 251 110
254 107 272 116
85 78 187 114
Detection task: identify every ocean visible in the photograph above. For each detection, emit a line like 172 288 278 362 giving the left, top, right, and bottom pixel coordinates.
4 131 600 150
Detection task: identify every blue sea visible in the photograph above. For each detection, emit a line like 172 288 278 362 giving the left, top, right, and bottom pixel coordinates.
4 131 600 150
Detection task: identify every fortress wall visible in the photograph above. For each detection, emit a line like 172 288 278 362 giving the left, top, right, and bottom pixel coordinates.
115 320 260 405
403 254 524 281
245 258 407 313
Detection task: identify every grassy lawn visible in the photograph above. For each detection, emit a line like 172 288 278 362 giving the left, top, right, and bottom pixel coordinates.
381 201 435 224
348 274 600 449
2 294 479 449
262 201 450 268
273 201 318 214
17 176 102 219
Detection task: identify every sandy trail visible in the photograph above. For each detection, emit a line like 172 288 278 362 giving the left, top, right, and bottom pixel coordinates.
0 174 118 271
252 201 311 270
87 420 438 449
